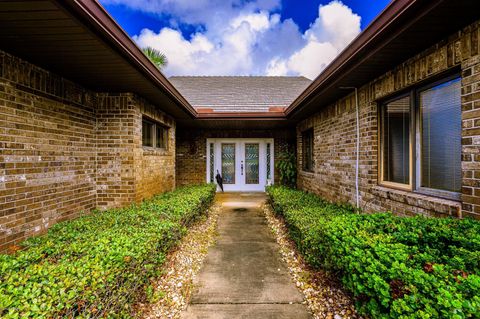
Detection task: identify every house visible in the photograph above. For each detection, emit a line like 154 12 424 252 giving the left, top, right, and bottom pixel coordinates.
0 0 479 252
170 76 311 191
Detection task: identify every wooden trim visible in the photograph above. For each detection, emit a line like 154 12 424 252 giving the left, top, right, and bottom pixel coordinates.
378 94 413 190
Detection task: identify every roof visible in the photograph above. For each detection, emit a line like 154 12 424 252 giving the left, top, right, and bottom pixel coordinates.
0 0 477 130
285 0 478 120
0 0 196 119
169 76 311 113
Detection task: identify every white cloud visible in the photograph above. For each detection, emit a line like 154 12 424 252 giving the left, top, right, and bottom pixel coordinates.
120 0 361 79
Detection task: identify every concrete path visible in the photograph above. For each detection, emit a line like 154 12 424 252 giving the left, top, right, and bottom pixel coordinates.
182 193 311 319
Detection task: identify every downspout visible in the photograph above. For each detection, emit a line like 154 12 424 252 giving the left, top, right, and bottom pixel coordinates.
340 87 360 210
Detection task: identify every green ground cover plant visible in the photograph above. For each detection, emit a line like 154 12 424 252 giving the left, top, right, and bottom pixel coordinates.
267 186 480 318
0 184 216 318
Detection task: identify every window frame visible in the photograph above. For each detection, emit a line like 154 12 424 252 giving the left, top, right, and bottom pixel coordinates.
302 128 314 173
378 92 414 191
414 75 462 201
378 73 461 200
142 116 169 150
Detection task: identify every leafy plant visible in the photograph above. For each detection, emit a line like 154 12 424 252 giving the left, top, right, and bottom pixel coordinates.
267 186 480 318
142 46 168 69
0 184 216 318
276 150 297 188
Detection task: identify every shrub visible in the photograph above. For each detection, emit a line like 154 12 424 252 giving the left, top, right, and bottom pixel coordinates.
0 184 216 318
267 186 480 318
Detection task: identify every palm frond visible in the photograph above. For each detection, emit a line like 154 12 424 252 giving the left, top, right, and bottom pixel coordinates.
142 46 168 69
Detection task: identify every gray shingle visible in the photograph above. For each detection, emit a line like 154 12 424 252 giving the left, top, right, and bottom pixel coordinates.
169 76 311 112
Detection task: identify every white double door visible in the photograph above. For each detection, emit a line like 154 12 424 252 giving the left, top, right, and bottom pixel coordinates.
206 138 274 192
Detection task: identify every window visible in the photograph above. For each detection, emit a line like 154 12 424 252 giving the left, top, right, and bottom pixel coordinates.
419 78 461 193
381 95 411 185
156 125 167 149
142 119 154 147
302 129 314 172
142 117 168 149
379 76 461 198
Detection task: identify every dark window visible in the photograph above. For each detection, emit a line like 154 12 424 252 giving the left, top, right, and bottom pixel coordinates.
381 96 411 185
142 119 154 147
380 76 461 198
156 125 168 149
142 117 169 149
302 129 314 172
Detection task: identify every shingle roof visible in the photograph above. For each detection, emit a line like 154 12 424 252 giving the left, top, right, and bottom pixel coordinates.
169 76 312 113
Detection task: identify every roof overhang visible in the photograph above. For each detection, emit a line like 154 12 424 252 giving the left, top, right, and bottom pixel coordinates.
1 0 476 128
177 118 295 130
285 0 478 121
0 0 196 119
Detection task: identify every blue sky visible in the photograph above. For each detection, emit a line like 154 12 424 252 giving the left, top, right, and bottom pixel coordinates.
100 0 391 79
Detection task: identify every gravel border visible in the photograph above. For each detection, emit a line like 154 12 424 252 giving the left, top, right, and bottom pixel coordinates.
263 203 363 319
137 202 221 319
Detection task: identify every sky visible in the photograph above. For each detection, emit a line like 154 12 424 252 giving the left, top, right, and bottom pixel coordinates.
99 0 391 80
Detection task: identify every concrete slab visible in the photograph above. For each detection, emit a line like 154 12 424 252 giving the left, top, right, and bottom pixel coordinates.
182 192 311 318
182 304 312 319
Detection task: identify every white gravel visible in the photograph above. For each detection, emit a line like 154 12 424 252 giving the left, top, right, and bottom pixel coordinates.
136 203 221 319
263 203 363 319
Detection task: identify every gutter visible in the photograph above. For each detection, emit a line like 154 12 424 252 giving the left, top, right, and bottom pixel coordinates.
196 111 287 120
284 0 418 118
64 0 197 118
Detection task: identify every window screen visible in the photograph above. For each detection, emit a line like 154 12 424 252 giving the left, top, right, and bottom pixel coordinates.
382 96 410 185
420 78 461 192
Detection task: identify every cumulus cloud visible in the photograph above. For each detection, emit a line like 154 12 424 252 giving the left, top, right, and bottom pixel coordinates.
110 0 361 79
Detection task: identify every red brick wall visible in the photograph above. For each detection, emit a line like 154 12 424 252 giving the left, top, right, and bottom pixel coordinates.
297 20 480 218
176 129 295 186
0 51 176 251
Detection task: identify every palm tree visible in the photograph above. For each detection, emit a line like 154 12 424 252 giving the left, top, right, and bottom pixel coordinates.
142 47 168 69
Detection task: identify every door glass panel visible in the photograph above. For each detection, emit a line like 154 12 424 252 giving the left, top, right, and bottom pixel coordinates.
266 143 271 180
221 143 235 184
209 143 214 183
245 143 259 184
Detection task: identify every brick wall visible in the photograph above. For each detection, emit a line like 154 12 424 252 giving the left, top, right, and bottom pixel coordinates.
0 51 176 251
176 129 295 186
0 51 97 251
134 96 176 201
297 20 480 218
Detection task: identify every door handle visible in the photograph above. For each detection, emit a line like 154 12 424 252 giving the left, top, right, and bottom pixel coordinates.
241 161 244 175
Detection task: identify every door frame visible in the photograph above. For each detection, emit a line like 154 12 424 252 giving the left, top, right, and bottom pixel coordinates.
206 138 274 192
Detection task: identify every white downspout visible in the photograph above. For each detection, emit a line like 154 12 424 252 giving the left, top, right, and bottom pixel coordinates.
354 88 359 210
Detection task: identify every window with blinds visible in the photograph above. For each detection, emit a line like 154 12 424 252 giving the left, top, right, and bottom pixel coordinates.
379 76 461 199
381 96 411 185
419 78 461 193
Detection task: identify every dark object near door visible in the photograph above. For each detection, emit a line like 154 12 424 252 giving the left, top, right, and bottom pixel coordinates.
215 170 224 192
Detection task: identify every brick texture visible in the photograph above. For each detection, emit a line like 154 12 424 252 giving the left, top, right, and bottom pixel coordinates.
176 129 295 186
0 50 175 251
297 20 480 218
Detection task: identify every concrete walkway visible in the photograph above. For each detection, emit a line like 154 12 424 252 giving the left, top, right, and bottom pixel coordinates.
182 193 311 319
